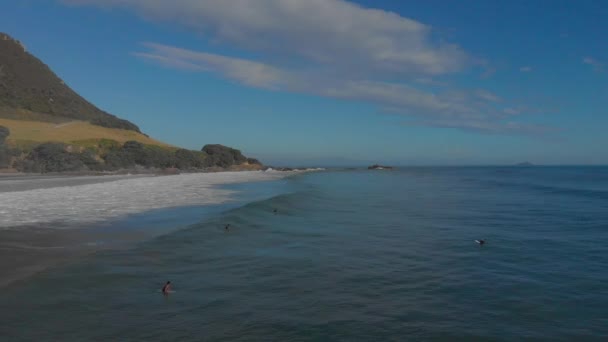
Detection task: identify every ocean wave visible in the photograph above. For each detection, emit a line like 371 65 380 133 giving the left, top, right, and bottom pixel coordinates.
264 167 326 172
485 180 608 200
0 172 286 229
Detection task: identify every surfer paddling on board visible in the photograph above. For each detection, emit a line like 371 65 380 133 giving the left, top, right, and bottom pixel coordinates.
475 239 486 246
162 281 172 295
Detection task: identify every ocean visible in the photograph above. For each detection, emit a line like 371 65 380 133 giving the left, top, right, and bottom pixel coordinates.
1 167 607 341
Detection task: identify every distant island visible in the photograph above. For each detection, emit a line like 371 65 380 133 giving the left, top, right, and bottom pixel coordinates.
368 164 394 170
0 33 263 174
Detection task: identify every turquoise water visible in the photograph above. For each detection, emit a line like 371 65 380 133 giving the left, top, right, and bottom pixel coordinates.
2 168 608 341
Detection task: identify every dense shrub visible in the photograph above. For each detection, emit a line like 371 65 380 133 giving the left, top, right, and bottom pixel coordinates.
78 149 102 171
202 144 247 168
0 148 10 168
247 158 261 165
0 126 9 168
19 143 85 173
174 149 206 169
0 126 9 144
7 137 260 172
90 116 141 132
141 145 174 168
102 141 174 170
102 148 134 170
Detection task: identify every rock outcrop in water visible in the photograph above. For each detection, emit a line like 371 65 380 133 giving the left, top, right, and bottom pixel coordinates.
368 164 394 170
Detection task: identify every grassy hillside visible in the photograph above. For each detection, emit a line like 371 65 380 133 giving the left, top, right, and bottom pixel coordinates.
0 33 264 173
0 118 172 150
0 32 140 132
0 119 263 173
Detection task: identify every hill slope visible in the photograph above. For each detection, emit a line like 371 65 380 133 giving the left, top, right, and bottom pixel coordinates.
0 33 263 173
0 118 170 148
0 32 140 132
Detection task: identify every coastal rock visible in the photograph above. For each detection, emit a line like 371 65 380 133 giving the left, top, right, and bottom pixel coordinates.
368 164 394 170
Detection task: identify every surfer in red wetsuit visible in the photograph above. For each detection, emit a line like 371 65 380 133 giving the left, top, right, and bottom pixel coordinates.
162 281 171 294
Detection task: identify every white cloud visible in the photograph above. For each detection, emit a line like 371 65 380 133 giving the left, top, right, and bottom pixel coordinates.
583 57 604 72
412 120 557 137
134 43 285 89
475 89 501 102
503 108 522 115
136 43 538 133
479 64 496 79
414 77 448 86
63 0 547 135
65 0 468 76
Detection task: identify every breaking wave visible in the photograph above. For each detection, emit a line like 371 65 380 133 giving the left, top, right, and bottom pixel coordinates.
0 172 286 229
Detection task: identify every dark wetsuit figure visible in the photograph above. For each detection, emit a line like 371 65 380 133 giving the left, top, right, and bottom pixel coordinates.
475 239 486 246
225 224 231 231
162 281 171 294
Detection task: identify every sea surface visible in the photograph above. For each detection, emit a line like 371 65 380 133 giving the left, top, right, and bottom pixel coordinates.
1 167 607 341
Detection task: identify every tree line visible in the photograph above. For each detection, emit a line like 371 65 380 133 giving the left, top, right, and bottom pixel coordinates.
0 126 261 173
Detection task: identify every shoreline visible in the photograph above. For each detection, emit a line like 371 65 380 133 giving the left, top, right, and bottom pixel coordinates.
0 171 296 288
0 173 153 193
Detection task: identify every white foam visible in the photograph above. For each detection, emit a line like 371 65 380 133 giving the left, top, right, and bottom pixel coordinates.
0 171 286 229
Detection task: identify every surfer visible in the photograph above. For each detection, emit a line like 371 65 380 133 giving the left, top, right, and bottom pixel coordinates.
162 281 172 294
475 239 486 246
225 224 231 231
273 209 278 214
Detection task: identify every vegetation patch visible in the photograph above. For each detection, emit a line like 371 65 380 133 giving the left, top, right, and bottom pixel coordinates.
0 118 170 148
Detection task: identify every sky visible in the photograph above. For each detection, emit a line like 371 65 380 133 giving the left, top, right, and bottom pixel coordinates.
1 0 607 166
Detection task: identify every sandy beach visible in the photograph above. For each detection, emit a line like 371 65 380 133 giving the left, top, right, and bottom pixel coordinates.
0 171 288 287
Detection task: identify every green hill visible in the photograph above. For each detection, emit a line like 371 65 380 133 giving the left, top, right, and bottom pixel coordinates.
0 33 263 173
0 32 139 132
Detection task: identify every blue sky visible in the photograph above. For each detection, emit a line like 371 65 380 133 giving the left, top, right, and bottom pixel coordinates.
1 0 607 165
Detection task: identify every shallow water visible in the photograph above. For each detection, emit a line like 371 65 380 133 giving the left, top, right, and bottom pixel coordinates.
2 167 608 341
